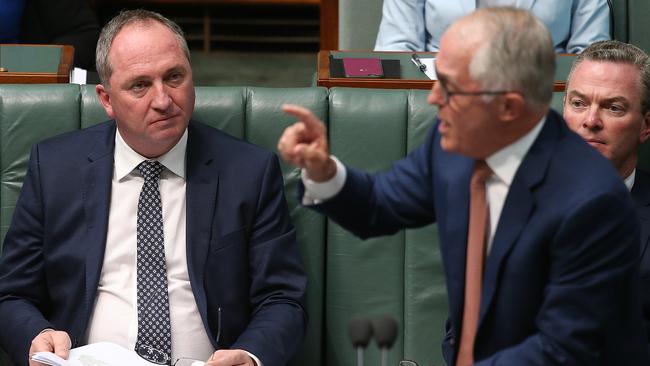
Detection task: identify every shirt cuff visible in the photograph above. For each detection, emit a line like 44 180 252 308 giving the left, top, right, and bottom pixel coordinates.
301 156 347 205
245 351 262 366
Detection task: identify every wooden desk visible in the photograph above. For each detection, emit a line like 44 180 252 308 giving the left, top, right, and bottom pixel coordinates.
318 50 575 91
0 44 74 84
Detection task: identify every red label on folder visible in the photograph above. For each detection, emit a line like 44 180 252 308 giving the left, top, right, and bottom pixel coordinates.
342 58 384 78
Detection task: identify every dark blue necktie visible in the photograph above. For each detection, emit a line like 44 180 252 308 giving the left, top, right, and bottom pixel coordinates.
135 160 172 364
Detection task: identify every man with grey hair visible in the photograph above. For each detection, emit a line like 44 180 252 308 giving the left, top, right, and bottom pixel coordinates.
277 7 647 365
0 9 307 366
563 39 650 350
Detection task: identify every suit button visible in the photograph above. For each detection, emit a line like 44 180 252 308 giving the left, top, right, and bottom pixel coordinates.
450 338 455 346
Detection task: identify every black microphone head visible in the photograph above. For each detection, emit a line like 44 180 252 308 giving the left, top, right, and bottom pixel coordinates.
348 316 373 348
373 315 398 349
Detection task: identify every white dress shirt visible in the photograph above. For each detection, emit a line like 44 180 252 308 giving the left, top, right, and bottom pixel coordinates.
303 117 546 255
85 129 216 361
625 170 636 192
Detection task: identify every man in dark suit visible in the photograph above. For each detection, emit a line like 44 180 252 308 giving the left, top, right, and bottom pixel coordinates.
0 9 306 366
563 39 650 353
278 7 647 366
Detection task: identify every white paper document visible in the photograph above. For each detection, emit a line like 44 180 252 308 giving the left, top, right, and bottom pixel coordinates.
69 67 87 85
32 342 205 366
411 57 437 80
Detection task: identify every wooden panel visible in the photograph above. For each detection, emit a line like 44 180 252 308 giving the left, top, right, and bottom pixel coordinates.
320 0 338 50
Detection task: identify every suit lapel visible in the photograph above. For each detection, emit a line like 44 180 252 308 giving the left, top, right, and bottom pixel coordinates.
479 113 557 323
437 147 474 332
632 170 650 259
80 123 116 336
185 122 219 327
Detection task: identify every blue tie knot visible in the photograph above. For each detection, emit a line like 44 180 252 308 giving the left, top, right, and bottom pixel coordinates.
138 160 163 182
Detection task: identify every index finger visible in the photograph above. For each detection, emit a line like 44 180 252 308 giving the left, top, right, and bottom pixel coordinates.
282 104 324 131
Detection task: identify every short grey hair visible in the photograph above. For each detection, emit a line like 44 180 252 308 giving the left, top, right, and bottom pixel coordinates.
467 7 556 110
566 40 650 115
96 9 190 87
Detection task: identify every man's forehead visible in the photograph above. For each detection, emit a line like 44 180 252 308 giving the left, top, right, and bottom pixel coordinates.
569 61 641 96
574 60 640 82
437 22 482 72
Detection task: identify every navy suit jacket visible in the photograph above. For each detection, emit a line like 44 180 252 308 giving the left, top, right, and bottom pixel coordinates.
0 120 307 366
633 169 650 352
307 110 648 365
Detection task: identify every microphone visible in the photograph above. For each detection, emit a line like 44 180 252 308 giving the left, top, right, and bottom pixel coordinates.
348 316 373 366
373 316 398 366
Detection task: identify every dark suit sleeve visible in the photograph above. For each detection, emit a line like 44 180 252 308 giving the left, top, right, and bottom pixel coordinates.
304 123 438 237
231 154 308 366
0 145 55 365
476 190 646 365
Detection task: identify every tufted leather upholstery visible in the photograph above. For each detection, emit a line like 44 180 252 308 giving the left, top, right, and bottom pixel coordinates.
0 84 444 366
2 84 646 366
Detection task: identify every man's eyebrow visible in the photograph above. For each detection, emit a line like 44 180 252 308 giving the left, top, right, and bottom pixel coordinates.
166 65 186 73
566 89 630 105
600 96 630 106
566 90 588 100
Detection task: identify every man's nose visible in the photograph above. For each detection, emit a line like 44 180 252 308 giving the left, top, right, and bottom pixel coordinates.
151 82 173 112
583 107 603 130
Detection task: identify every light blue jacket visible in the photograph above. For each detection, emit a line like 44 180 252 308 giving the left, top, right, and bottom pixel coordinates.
375 0 610 53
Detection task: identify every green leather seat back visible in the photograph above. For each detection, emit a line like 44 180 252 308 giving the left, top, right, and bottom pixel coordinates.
325 88 446 366
405 91 448 366
0 85 82 243
243 87 329 366
80 85 108 128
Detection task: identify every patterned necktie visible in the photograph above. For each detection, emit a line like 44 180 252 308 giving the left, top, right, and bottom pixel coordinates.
135 160 172 364
456 160 492 366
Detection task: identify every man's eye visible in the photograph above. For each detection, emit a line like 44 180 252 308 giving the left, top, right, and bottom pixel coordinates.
570 99 586 108
609 104 625 114
132 82 146 91
167 72 184 84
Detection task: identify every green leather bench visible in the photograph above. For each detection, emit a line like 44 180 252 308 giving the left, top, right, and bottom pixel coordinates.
0 85 648 366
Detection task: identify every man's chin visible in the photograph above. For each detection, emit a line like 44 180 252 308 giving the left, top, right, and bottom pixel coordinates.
587 141 607 154
439 137 457 153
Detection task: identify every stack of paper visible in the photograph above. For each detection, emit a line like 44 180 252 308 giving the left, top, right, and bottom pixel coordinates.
32 342 205 366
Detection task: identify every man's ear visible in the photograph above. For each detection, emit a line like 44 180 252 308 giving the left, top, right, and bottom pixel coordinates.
639 109 650 144
499 92 526 122
96 84 115 119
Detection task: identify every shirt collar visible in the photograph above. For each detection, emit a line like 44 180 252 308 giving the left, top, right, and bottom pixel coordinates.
114 129 188 181
624 169 636 191
485 116 546 187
